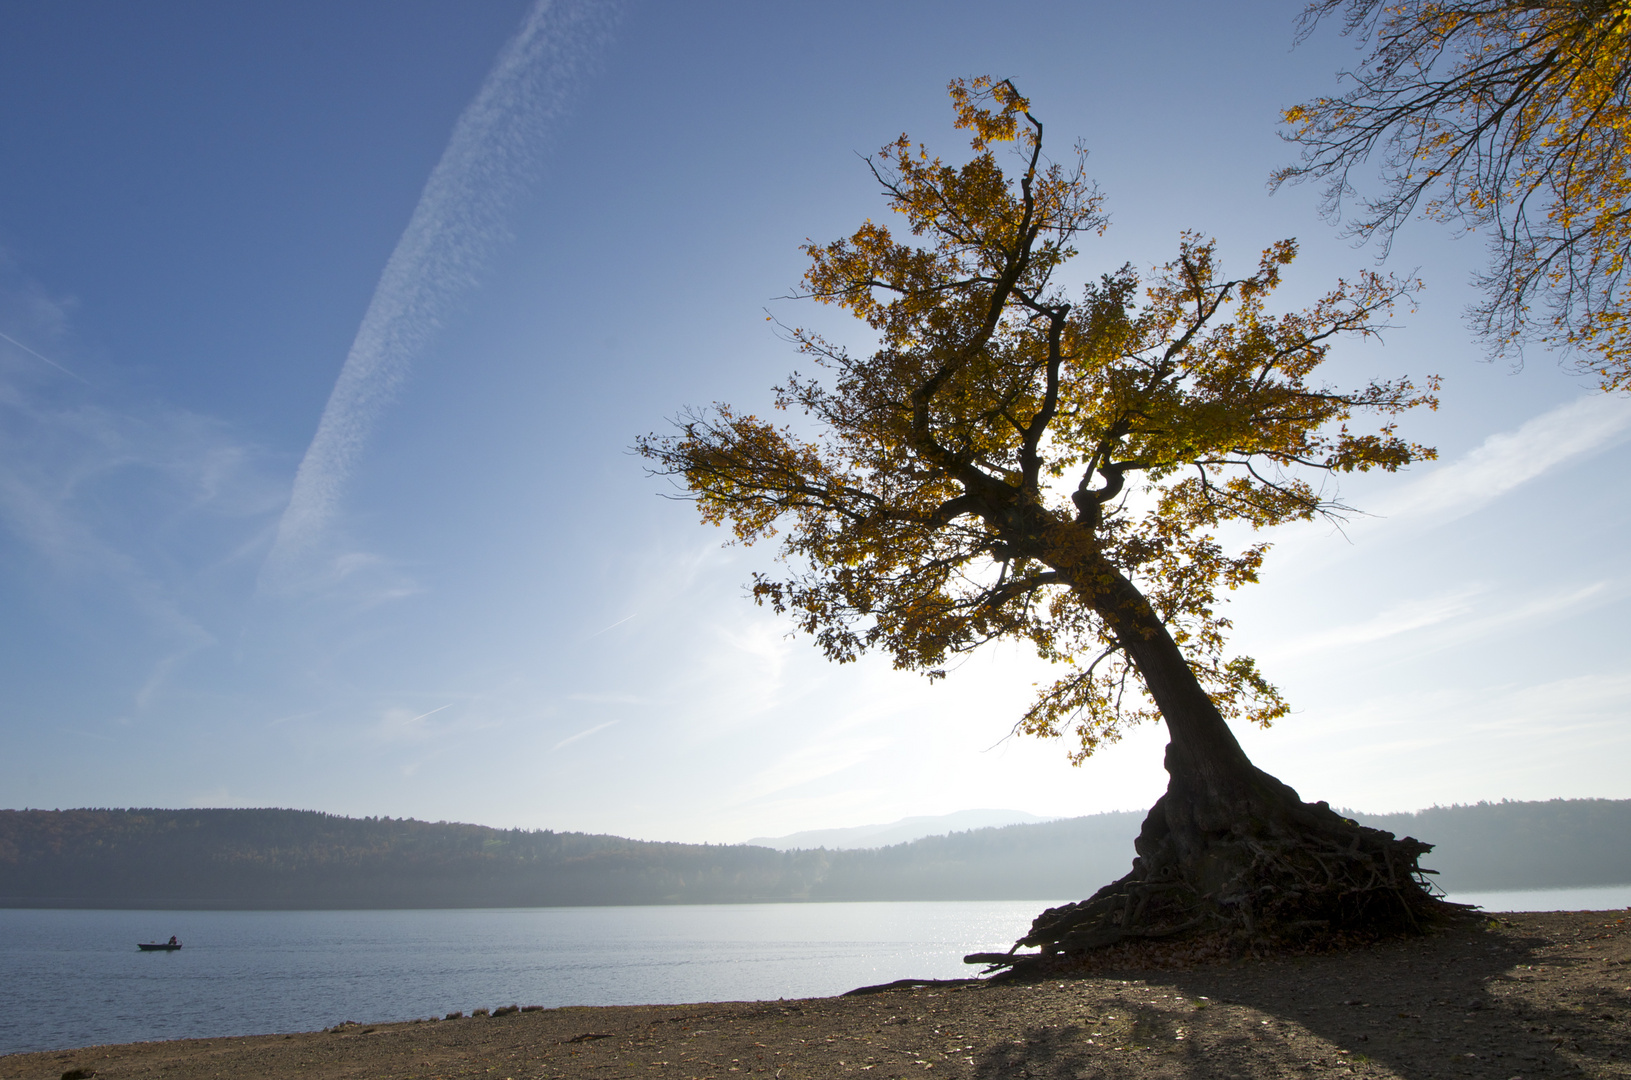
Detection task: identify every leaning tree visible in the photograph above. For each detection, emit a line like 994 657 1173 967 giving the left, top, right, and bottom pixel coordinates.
640 79 1462 966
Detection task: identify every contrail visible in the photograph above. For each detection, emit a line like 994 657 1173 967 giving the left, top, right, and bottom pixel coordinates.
262 0 619 587
553 718 618 750
585 612 635 638
0 328 88 383
405 702 455 724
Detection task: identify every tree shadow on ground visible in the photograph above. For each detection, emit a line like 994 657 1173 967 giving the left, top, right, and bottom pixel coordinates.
969 915 1628 1080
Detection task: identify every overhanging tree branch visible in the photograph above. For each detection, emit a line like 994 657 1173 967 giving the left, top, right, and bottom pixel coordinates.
1282 0 1631 390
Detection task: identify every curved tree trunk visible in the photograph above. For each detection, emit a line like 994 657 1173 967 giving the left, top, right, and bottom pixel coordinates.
971 558 1465 970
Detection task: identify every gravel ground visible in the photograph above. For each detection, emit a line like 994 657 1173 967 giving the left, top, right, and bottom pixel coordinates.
5 910 1626 1080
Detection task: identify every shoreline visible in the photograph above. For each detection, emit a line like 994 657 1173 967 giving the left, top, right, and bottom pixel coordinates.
4 884 1626 917
4 911 1626 1079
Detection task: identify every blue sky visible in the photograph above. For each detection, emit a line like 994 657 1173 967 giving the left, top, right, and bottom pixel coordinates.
2 0 1627 843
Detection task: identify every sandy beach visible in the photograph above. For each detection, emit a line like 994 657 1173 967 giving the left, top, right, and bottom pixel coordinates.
4 911 1626 1080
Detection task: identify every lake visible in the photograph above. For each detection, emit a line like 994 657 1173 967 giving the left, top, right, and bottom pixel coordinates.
4 886 1628 1057
0 900 1056 1055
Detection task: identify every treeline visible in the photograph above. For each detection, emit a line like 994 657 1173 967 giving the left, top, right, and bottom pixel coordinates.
0 809 832 908
0 800 1625 909
1352 799 1631 891
813 812 1141 900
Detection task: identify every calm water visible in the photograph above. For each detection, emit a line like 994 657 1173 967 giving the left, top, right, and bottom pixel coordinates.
5 887 1629 1057
0 901 1059 1056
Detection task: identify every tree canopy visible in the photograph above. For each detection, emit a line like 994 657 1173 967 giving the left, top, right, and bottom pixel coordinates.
641 78 1438 765
1278 0 1631 392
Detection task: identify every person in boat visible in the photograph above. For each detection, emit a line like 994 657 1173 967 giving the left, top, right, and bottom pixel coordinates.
168 936 177 946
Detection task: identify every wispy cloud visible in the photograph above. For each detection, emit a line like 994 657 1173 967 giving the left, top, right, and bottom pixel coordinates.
0 254 83 383
1375 394 1631 527
1265 579 1618 664
1254 394 1631 576
1268 670 1631 770
1272 587 1485 659
0 361 284 711
567 691 648 705
60 727 118 743
262 0 619 587
723 736 891 808
1425 580 1617 652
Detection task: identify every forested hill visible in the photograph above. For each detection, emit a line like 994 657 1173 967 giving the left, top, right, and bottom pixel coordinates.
0 809 832 909
0 800 1626 909
1351 800 1631 891
0 808 1144 909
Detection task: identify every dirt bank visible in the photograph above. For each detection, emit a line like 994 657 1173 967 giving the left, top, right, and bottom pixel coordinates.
5 911 1626 1080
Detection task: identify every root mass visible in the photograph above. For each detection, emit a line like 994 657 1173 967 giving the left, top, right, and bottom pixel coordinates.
970 749 1469 972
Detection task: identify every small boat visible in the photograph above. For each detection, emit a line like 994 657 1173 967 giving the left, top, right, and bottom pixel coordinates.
137 940 182 951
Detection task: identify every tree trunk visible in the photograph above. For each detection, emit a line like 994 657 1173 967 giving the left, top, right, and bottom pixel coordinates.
971 558 1464 970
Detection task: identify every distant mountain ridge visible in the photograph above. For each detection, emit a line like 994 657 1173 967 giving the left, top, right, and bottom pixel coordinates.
0 799 1626 909
747 809 1055 850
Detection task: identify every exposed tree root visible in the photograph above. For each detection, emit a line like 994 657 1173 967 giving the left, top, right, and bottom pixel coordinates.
968 772 1475 974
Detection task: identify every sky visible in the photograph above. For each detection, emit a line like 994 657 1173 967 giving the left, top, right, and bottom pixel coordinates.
1 0 1627 845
